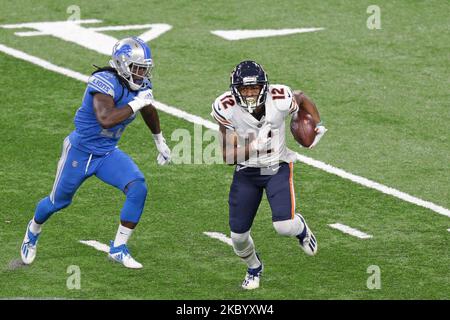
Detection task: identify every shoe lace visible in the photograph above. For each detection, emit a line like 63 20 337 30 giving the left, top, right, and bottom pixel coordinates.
27 230 39 246
245 274 256 282
247 265 262 278
302 232 311 245
119 245 130 256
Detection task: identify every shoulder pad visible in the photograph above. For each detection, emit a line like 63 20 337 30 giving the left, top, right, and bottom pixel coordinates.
87 71 118 98
268 84 295 113
211 91 236 130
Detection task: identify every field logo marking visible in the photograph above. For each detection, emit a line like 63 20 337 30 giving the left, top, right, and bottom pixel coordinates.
0 43 448 218
211 28 324 40
328 223 373 239
66 5 81 22
79 240 110 253
367 5 381 30
0 20 172 55
366 265 381 289
203 232 233 246
66 265 81 290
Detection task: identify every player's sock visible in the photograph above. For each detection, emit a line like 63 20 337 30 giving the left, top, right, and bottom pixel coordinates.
29 218 42 235
293 214 307 238
113 224 134 247
245 250 261 269
273 214 305 237
231 231 261 269
294 214 306 237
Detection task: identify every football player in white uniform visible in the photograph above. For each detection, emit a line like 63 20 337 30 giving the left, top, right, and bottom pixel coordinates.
211 60 327 289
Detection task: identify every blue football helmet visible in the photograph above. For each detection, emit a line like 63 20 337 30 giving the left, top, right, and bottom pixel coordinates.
109 37 153 91
230 60 269 113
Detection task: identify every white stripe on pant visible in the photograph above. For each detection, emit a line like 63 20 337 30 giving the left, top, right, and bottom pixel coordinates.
50 137 71 204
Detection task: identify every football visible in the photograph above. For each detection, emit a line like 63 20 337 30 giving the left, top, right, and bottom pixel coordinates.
290 109 316 147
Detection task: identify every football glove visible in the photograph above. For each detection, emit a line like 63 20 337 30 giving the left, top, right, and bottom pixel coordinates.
128 89 154 114
250 125 272 152
309 122 327 149
153 132 171 165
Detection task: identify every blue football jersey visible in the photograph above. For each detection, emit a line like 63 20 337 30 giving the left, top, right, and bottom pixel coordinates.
69 70 152 155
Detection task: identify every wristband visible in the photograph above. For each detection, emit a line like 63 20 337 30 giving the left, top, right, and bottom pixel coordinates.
128 98 145 114
152 132 164 143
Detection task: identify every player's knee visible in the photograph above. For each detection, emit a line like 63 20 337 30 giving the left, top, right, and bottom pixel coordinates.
231 231 250 244
125 179 148 202
51 198 72 211
231 231 254 257
273 219 298 237
120 180 147 224
34 196 70 224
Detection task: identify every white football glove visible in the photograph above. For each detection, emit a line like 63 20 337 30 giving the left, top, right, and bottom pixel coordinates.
153 132 171 165
128 88 154 114
309 122 328 149
250 125 272 152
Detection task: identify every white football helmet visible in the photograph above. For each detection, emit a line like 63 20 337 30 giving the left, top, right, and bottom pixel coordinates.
109 37 153 91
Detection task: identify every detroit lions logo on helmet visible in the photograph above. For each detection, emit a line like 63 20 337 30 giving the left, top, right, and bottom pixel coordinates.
109 37 153 91
114 44 132 58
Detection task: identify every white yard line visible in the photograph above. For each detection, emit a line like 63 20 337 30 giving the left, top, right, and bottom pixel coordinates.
80 234 232 253
79 240 110 253
0 44 89 82
211 28 324 41
295 154 449 218
328 223 373 239
203 232 233 246
0 43 449 218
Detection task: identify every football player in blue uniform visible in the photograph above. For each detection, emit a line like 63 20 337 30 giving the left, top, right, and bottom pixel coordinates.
211 61 327 289
20 37 171 269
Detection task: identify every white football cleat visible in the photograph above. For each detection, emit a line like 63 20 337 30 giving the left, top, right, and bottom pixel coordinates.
242 256 263 290
108 241 143 269
21 220 41 265
296 213 318 256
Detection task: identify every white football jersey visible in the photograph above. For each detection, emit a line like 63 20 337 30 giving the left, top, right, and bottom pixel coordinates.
211 84 299 167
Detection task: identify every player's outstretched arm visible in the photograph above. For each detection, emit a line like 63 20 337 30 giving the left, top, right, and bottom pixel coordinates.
140 104 171 165
140 104 161 134
93 93 134 129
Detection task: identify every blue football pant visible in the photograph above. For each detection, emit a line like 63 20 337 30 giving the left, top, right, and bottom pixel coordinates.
228 162 296 234
34 137 147 224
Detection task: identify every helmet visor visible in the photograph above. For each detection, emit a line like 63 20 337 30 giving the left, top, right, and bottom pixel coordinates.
130 62 152 79
238 84 263 109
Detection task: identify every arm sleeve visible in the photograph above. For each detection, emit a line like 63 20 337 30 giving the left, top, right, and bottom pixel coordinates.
285 86 298 115
211 100 234 130
87 72 118 99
